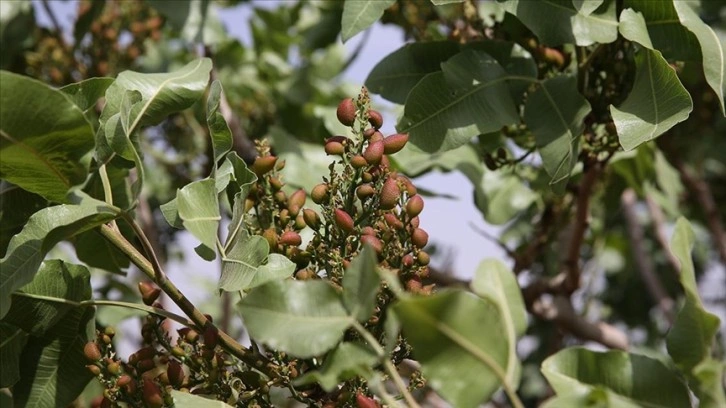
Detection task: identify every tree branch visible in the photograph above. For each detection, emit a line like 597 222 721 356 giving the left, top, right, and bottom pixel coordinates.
621 189 675 323
531 295 629 350
671 158 726 265
98 223 281 378
564 162 601 293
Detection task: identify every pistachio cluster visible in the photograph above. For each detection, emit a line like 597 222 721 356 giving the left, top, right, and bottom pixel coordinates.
85 283 272 408
244 89 433 298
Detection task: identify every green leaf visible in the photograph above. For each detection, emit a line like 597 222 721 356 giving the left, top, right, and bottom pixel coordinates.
3 260 91 336
666 218 721 371
206 80 233 165
366 41 461 104
220 152 257 211
342 245 380 322
691 359 726 408
238 280 353 358
341 0 395 42
98 58 212 162
672 0 726 115
622 1 701 62
60 77 115 112
177 179 220 259
500 0 618 46
541 347 691 408
471 259 526 387
13 307 95 408
0 1 34 70
432 0 465 4
294 342 378 391
525 75 591 184
171 390 235 407
609 47 692 151
0 322 27 388
0 184 48 256
475 169 537 225
399 49 519 153
0 71 95 203
219 230 272 292
393 290 513 408
0 193 117 318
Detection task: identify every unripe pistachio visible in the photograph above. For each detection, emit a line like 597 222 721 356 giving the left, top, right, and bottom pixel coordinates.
288 189 306 213
398 175 417 196
361 235 383 254
324 140 345 156
244 198 255 212
368 110 383 129
295 213 307 230
351 155 368 169
412 228 429 248
275 159 286 171
364 141 384 165
356 393 380 408
361 226 376 236
295 269 315 280
302 209 321 229
334 209 355 234
171 346 186 358
185 330 200 343
383 133 409 154
138 281 160 306
361 172 373 182
410 216 420 228
369 131 384 143
262 228 278 248
363 128 376 139
279 209 290 225
274 190 287 205
104 327 116 338
279 231 302 246
384 213 404 230
142 379 164 408
379 177 401 210
417 251 431 266
337 98 356 126
402 254 414 267
136 358 155 373
406 278 423 293
107 361 121 375
269 176 283 191
167 360 184 387
311 183 329 204
406 195 424 217
102 334 112 345
380 154 390 168
542 47 565 68
84 342 102 361
356 183 376 200
203 326 219 349
86 364 102 376
117 374 132 388
252 156 277 177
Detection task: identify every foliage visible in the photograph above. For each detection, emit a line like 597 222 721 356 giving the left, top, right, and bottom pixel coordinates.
1 0 725 407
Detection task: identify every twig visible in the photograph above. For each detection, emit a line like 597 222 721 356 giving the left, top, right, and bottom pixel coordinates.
621 189 675 323
468 222 517 259
670 158 726 265
98 224 281 379
531 295 629 350
644 195 681 274
41 0 63 37
564 162 601 293
120 212 166 284
352 321 421 408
